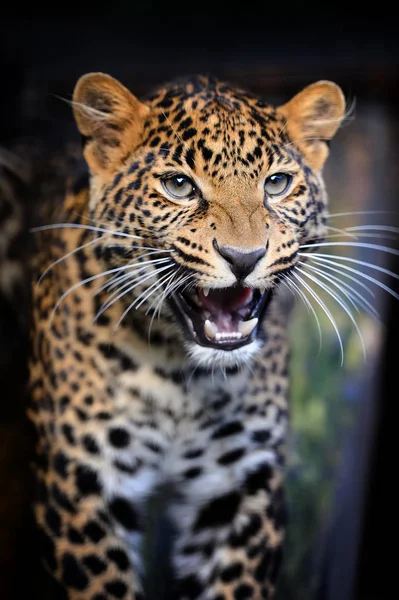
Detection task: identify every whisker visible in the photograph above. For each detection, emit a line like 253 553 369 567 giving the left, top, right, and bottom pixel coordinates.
95 265 171 322
299 241 399 257
160 271 193 303
133 269 176 310
135 270 179 310
322 229 399 242
96 256 172 296
300 253 399 302
96 254 172 295
36 237 102 286
298 261 380 320
298 256 375 298
160 109 193 156
327 210 397 219
293 270 345 365
281 136 330 150
115 269 176 330
302 224 399 247
296 266 366 361
346 224 399 235
147 268 185 320
56 95 110 121
95 263 174 322
32 221 176 258
280 273 323 351
298 264 360 314
31 222 143 240
279 273 307 308
300 252 399 283
146 270 188 342
49 264 139 324
325 225 359 239
155 273 193 322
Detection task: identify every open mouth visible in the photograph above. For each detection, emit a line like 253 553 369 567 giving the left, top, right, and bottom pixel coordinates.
169 284 273 350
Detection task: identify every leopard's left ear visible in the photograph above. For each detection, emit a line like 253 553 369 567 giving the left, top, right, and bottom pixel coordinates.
72 73 150 178
278 81 346 171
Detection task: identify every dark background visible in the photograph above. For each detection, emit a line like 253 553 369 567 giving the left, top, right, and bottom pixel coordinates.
0 9 398 600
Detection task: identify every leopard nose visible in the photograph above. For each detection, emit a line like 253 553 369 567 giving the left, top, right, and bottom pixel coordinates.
214 241 266 279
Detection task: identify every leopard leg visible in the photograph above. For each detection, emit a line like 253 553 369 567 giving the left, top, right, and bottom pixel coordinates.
34 472 144 600
173 465 286 600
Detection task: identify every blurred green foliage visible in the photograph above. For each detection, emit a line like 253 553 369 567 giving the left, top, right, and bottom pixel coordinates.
276 302 368 599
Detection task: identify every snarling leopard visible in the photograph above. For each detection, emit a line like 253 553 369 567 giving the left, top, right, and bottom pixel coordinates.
20 73 345 599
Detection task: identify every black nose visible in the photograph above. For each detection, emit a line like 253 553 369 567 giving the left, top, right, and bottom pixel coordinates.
214 241 266 279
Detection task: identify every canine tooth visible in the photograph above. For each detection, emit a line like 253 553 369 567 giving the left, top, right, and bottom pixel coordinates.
203 287 210 297
204 319 218 339
238 318 258 336
259 286 267 294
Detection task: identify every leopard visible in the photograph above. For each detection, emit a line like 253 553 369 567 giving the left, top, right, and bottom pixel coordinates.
23 72 345 599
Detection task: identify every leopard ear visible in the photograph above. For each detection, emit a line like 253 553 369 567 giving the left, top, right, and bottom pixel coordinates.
278 81 346 171
72 73 150 177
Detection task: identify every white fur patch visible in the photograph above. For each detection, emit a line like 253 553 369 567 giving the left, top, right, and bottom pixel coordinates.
186 339 261 369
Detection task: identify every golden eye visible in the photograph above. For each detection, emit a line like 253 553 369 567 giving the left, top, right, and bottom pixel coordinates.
162 175 196 199
264 173 292 198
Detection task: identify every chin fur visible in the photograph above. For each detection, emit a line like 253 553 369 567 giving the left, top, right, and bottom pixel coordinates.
186 339 262 370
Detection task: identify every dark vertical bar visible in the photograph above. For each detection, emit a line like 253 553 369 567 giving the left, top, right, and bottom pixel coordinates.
354 115 399 597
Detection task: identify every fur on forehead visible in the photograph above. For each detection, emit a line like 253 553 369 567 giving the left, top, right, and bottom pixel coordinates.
72 73 345 177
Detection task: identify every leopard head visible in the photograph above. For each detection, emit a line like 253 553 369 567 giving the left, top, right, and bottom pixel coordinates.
72 73 345 367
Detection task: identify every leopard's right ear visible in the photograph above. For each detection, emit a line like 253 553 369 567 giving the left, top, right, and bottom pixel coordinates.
72 73 150 178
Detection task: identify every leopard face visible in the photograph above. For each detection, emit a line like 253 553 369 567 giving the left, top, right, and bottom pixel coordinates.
73 74 345 367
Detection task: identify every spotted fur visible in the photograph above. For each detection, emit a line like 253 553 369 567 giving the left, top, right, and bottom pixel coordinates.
24 74 345 599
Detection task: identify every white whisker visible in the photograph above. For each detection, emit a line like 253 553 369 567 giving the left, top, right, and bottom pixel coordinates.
146 270 187 342
133 271 175 310
322 229 398 242
49 263 140 324
160 109 193 157
346 224 399 235
298 265 360 314
300 253 399 302
115 269 176 330
299 241 399 257
36 237 102 286
147 269 184 320
96 257 172 296
325 225 359 239
280 273 323 352
298 256 375 297
293 270 344 365
300 252 399 283
31 222 143 240
95 263 174 322
328 210 397 219
299 261 379 320
296 266 366 361
94 251 173 296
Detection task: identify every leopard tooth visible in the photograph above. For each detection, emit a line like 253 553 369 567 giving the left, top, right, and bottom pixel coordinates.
259 285 267 294
204 319 218 339
238 317 258 337
203 287 210 297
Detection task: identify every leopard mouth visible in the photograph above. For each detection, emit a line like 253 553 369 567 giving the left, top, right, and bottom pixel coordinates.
169 284 273 350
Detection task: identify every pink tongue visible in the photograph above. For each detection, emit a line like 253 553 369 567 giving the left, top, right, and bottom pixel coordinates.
198 286 253 333
198 286 252 312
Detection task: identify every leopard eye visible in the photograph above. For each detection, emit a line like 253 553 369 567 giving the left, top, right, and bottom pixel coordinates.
264 173 292 198
162 175 196 199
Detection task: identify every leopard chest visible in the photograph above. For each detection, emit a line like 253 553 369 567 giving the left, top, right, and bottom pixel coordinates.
86 366 287 573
